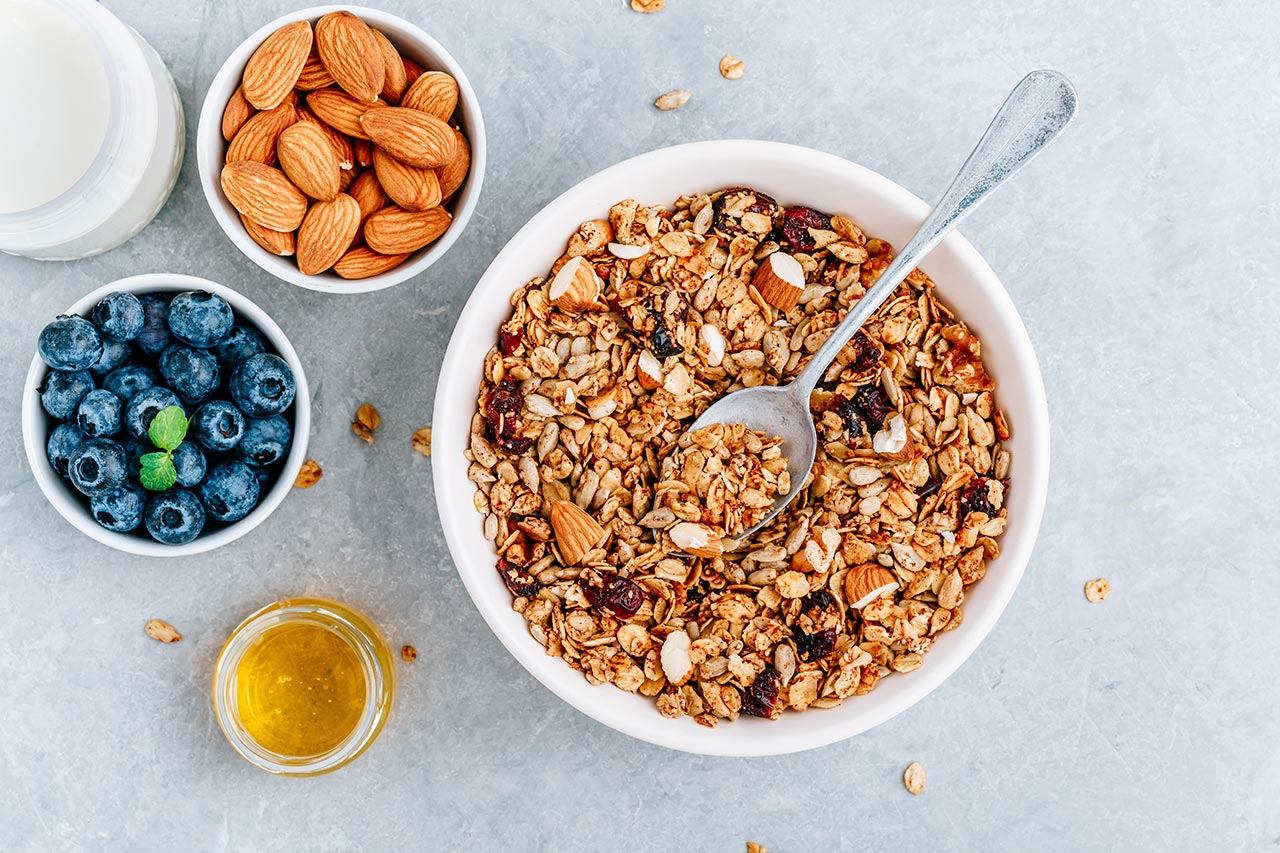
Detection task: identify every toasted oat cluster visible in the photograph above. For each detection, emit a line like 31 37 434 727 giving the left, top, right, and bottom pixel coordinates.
468 188 1011 725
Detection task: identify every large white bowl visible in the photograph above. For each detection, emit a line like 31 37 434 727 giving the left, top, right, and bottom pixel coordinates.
433 140 1050 756
22 273 311 557
196 5 486 294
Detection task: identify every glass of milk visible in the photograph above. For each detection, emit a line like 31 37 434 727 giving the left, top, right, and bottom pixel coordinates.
0 0 184 260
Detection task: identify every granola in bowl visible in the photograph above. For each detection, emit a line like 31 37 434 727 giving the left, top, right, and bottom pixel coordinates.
467 188 1010 726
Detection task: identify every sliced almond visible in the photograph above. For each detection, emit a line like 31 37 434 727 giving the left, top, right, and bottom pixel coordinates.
220 160 308 232
669 521 723 559
373 147 441 211
608 241 650 259
636 350 664 390
221 85 254 142
549 500 606 565
359 107 456 168
276 121 342 201
660 629 694 686
548 256 601 314
363 206 451 254
333 246 410 279
296 193 361 275
225 102 297 166
843 563 900 610
436 129 470 200
698 323 726 366
315 11 385 103
751 251 805 311
306 87 374 138
401 71 459 121
370 28 408 103
240 214 294 256
242 20 313 110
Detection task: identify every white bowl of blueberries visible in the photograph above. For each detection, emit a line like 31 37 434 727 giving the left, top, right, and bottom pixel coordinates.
22 273 310 555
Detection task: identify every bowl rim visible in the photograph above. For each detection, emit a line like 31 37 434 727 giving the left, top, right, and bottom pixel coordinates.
21 273 311 557
432 139 1050 756
194 4 487 294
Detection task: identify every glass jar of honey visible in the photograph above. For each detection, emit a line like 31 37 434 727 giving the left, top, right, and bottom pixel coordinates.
213 598 395 776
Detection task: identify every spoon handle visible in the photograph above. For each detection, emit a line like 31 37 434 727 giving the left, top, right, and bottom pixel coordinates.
792 69 1078 399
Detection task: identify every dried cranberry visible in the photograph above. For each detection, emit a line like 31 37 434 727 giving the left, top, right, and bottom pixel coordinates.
853 384 892 430
497 321 524 356
497 558 538 597
798 590 842 633
833 394 865 439
960 477 995 517
484 378 531 452
781 205 833 253
793 627 838 663
649 320 681 358
742 667 782 719
847 331 882 374
918 477 942 499
582 570 646 619
711 187 781 237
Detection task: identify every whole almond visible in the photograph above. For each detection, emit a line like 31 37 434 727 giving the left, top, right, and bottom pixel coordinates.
371 29 408 103
359 107 456 168
333 246 411 279
338 166 360 192
296 193 361 274
364 206 451 254
296 105 354 169
295 47 335 90
348 170 389 222
226 102 297 166
242 21 313 110
240 214 295 256
353 137 374 168
549 500 606 565
401 71 458 121
436 129 470 199
402 56 425 88
221 85 254 142
306 87 374 138
373 147 441 211
221 161 308 232
315 11 384 103
277 121 342 201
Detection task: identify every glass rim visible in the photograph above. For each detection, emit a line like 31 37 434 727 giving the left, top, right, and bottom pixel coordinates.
212 597 394 777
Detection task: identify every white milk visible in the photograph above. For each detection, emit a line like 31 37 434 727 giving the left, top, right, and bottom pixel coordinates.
0 0 183 259
0 0 110 214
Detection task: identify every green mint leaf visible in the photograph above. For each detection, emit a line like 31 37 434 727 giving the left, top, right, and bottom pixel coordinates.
139 451 177 491
148 406 189 452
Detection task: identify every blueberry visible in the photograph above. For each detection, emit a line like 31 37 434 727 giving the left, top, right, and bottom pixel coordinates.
252 466 271 490
120 436 150 480
47 422 87 477
89 338 132 379
136 295 173 357
158 344 220 405
229 353 295 417
236 415 291 467
68 438 127 497
124 387 181 439
39 370 94 419
198 460 260 522
192 400 246 451
168 291 233 348
172 441 207 488
75 389 124 437
91 482 146 532
144 489 205 545
90 292 144 342
38 315 103 370
212 325 266 370
103 364 160 401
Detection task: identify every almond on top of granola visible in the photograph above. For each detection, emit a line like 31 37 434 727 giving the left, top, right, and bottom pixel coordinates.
467 187 1010 726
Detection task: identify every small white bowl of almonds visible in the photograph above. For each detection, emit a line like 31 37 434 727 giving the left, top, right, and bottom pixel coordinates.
196 6 484 293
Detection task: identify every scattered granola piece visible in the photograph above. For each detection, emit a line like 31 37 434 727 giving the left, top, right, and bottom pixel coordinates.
903 761 926 795
401 645 418 662
719 54 745 80
1084 577 1111 602
655 89 691 111
352 403 381 444
412 427 432 456
145 619 182 643
746 844 767 853
630 0 664 12
293 459 323 488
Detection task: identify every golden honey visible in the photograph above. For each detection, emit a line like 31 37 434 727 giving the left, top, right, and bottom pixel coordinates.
234 623 368 756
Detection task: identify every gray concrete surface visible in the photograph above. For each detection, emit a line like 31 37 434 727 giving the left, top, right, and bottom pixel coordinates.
2 0 1278 850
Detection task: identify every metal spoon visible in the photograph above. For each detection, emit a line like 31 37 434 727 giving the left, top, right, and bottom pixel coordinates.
690 69 1078 539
